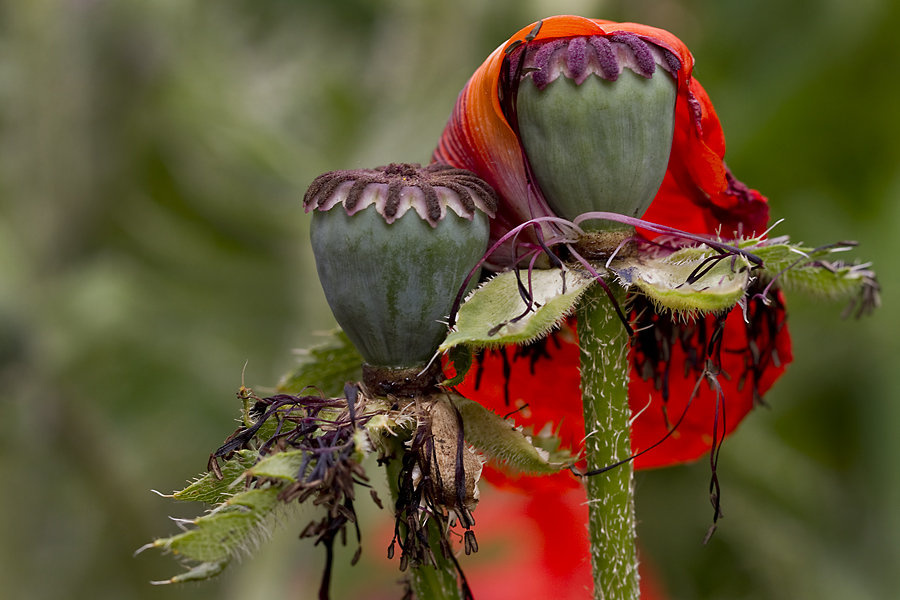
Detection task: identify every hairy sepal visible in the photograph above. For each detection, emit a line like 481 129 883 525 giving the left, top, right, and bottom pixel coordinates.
174 450 257 504
609 245 751 317
277 329 363 396
150 395 412 585
245 450 307 481
149 486 281 577
149 454 283 584
439 267 595 351
750 239 879 304
151 560 229 585
450 394 573 475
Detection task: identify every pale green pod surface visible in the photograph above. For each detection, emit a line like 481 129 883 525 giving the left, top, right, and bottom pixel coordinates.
512 33 679 232
518 69 676 231
311 205 489 368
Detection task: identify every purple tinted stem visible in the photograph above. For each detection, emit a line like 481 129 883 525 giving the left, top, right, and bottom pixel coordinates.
573 212 763 266
448 217 581 328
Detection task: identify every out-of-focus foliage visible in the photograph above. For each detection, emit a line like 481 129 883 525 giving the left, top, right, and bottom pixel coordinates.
0 0 897 599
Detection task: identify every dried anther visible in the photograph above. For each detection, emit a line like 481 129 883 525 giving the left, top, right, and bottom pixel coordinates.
208 385 389 600
463 530 479 556
304 162 498 227
388 395 481 597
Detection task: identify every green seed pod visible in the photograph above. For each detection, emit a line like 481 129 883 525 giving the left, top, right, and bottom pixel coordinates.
514 34 678 231
304 163 497 375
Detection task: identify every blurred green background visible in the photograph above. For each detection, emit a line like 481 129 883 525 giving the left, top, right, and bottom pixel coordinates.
1 0 897 598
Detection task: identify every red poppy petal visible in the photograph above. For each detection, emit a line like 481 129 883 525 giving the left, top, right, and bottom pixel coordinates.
629 292 792 468
459 483 670 600
639 171 714 237
432 42 553 253
666 77 770 238
455 292 792 472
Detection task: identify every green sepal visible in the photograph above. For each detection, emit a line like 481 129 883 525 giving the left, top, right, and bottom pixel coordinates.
173 450 257 504
609 245 752 317
744 239 839 271
527 424 571 463
441 345 473 387
277 329 363 396
150 560 229 585
245 450 306 482
150 487 281 565
749 239 879 307
777 261 874 300
450 394 573 475
440 268 595 351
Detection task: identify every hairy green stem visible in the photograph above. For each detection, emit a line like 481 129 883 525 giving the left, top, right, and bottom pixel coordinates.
384 438 463 600
576 284 639 600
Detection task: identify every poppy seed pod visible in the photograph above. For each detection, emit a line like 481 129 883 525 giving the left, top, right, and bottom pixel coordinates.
513 34 677 230
304 163 497 376
435 16 771 262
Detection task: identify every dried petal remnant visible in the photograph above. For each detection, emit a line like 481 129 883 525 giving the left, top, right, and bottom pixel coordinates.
423 395 483 513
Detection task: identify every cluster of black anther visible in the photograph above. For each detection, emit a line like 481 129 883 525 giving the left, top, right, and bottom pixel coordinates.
630 279 787 541
207 383 379 600
631 279 785 411
469 276 789 542
385 401 477 600
303 162 498 226
471 329 561 409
